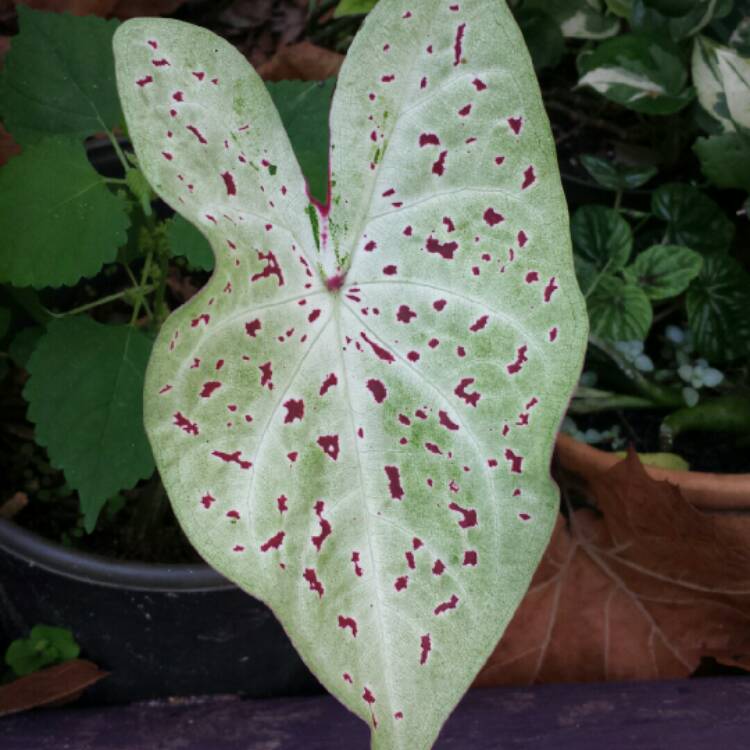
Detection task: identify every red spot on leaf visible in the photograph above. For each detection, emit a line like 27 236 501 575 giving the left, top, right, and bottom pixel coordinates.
260 531 285 552
470 315 489 332
495 155 505 165
351 551 363 577
396 305 417 323
472 78 487 91
152 58 170 67
251 250 285 287
362 687 376 704
507 345 528 375
449 501 478 528
343 672 353 683
431 150 448 176
549 327 558 342
211 450 252 469
303 568 324 597
259 361 274 390
425 442 442 455
483 208 504 227
442 216 455 232
433 299 447 311
283 398 304 423
463 550 478 566
508 116 523 135
381 74 395 83
383 265 398 275
525 271 539 283
361 332 395 363
432 559 445 576
201 493 215 509
405 551 416 569
161 151 173 161
420 634 432 665
518 230 529 247
425 236 458 260
419 132 440 147
277 495 288 513
522 165 536 190
186 124 207 144
191 313 210 327
458 103 472 117
200 381 222 398
366 378 387 403
438 410 459 431
320 373 338 396
317 435 340 461
312 500 332 551
308 308 322 323
364 240 377 252
505 448 524 473
338 615 358 637
434 594 459 615
173 412 199 435
407 350 420 362
394 575 409 591
384 465 404 500
192 71 205 80
221 171 236 196
544 277 559 302
245 318 262 337
453 22 466 65
454 378 481 407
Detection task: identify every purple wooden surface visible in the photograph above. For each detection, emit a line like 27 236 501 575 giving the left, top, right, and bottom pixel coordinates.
2 677 749 749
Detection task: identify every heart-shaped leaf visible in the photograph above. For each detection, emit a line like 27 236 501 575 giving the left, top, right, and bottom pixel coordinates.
623 244 703 300
115 4 587 748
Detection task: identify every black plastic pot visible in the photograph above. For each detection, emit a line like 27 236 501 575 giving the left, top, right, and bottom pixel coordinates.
0 518 320 703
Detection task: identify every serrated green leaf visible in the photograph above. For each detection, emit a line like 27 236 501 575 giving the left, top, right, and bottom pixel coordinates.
580 154 657 190
115 7 588 748
571 204 633 272
693 132 750 191
24 318 155 531
588 274 653 340
5 625 80 677
577 33 694 114
8 325 44 368
651 182 735 254
687 254 750 362
516 9 566 71
166 213 214 271
0 138 130 288
623 244 703 299
0 7 122 144
334 0 379 17
266 79 335 204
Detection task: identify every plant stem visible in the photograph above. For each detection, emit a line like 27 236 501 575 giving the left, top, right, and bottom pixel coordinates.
584 258 612 300
105 129 131 174
103 177 128 185
46 285 155 318
614 189 623 211
130 247 153 325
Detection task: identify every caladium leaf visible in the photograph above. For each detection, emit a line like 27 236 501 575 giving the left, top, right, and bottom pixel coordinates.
114 4 587 748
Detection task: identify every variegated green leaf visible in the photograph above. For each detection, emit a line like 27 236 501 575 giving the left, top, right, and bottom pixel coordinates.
692 35 737 131
526 0 620 39
716 43 750 130
114 3 587 748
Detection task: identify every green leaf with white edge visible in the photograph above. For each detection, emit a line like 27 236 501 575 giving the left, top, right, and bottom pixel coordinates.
693 132 750 191
623 244 703 300
692 35 736 131
0 7 122 145
526 0 620 40
0 138 130 288
715 43 750 130
167 214 214 271
515 8 566 71
588 274 653 341
686 254 750 363
24 318 155 532
334 0 379 17
115 6 588 748
571 204 633 272
651 182 735 254
577 33 694 114
580 153 657 190
5 625 80 677
267 79 335 204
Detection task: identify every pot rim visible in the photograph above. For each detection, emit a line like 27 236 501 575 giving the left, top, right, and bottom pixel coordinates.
0 518 233 593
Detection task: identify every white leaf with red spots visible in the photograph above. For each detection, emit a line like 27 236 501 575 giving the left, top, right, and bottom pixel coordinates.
115 4 587 749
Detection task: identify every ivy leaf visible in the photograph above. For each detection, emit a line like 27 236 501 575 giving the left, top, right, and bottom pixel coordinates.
526 0 620 40
515 9 566 71
571 204 633 273
588 274 653 341
693 132 750 192
334 0 378 17
114 7 588 749
651 183 734 254
267 79 335 204
0 7 122 145
577 33 694 114
0 138 130 288
5 626 80 678
166 214 214 271
623 244 703 300
580 154 657 191
686 254 750 363
24 318 155 531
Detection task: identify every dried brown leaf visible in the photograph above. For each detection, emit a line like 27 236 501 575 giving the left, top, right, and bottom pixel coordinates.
0 660 108 717
477 450 750 686
257 40 344 81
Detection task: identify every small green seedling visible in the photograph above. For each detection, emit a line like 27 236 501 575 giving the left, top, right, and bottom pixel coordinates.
114 1 587 747
5 625 80 677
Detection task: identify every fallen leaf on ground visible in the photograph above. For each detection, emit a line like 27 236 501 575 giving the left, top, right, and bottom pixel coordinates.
257 40 344 81
476 449 750 686
0 660 108 717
